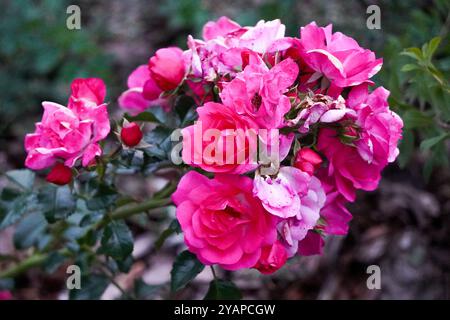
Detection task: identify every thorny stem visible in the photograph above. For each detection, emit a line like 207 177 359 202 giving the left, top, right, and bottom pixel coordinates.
0 184 175 280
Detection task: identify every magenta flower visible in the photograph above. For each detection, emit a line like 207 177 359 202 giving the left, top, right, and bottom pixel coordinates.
347 85 403 165
181 101 259 174
25 78 110 170
273 173 326 257
220 56 299 129
149 47 186 91
299 22 383 88
118 65 166 115
172 171 277 270
253 240 288 275
185 17 286 80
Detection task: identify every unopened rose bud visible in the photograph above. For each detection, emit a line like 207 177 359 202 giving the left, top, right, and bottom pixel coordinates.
46 163 73 185
253 241 287 275
121 122 143 147
294 147 322 175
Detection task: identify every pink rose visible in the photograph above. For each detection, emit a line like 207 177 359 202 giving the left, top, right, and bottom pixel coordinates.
293 147 323 175
316 170 353 236
273 173 326 257
297 231 324 256
149 47 186 91
347 85 403 165
25 78 110 170
317 127 382 202
181 102 259 174
299 22 383 88
220 56 298 129
172 171 277 270
289 93 355 133
202 16 243 41
186 18 286 80
253 241 288 275
253 166 311 218
118 65 166 115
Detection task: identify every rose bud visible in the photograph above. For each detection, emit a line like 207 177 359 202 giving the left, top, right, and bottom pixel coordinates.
149 47 185 91
254 241 288 275
121 122 143 147
46 163 73 185
294 147 322 175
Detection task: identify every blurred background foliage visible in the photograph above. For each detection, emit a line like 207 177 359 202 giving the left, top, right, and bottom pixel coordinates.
0 0 449 299
1 0 448 177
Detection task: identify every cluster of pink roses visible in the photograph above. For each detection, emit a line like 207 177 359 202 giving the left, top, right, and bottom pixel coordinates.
24 16 403 275
160 17 402 273
24 78 110 185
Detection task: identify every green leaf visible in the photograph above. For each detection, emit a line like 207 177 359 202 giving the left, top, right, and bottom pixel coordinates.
86 182 118 210
13 212 48 250
0 191 37 230
99 220 134 260
174 95 196 124
170 250 204 292
426 37 441 59
69 274 109 300
38 185 76 223
420 133 450 151
401 64 419 72
204 279 242 300
133 279 161 299
125 111 160 123
5 169 35 190
402 110 433 129
398 130 415 168
155 219 181 250
143 126 174 159
44 252 66 274
401 47 423 61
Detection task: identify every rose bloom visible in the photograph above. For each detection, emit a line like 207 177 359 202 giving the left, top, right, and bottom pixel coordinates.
149 47 185 91
253 241 288 274
220 55 299 129
293 147 323 175
181 102 260 174
186 17 286 80
25 78 110 170
119 47 185 114
118 65 165 115
317 86 403 201
298 22 382 88
347 85 403 166
172 171 277 270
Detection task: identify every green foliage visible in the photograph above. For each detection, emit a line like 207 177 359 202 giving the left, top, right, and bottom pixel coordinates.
204 279 242 300
69 274 110 300
170 250 205 292
0 0 113 133
99 220 134 260
376 0 450 180
393 36 449 179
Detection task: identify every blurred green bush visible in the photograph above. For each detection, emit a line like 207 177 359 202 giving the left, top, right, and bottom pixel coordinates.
0 0 113 134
